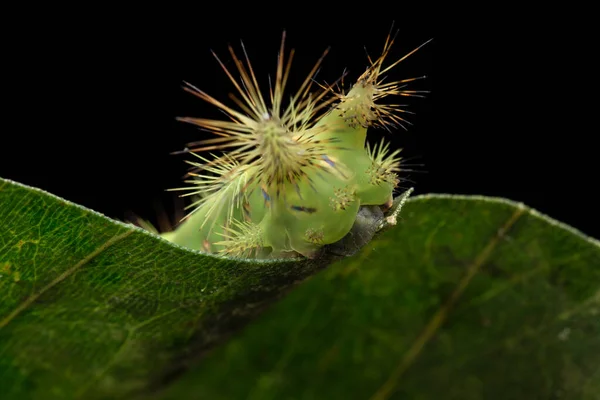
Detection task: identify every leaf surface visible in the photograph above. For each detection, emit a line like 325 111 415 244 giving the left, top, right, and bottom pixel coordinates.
0 178 327 399
158 194 600 400
1 177 599 400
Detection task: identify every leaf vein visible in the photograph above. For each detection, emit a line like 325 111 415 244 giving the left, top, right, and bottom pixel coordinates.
0 229 134 330
369 205 527 400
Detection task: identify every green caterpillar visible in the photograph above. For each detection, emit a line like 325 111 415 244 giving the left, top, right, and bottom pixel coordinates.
161 31 430 259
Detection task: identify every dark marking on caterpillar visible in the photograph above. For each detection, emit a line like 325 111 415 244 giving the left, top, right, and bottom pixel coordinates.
322 155 336 167
261 186 271 208
291 205 317 213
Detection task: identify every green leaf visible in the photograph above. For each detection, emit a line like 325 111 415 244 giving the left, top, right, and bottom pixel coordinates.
0 177 338 400
157 194 600 400
2 177 599 400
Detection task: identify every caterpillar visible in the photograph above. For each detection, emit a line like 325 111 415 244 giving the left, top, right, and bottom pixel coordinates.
161 30 431 259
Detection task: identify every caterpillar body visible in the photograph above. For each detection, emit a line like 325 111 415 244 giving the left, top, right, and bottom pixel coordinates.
162 32 430 259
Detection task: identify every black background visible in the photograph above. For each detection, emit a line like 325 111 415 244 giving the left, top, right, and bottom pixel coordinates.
1 7 597 238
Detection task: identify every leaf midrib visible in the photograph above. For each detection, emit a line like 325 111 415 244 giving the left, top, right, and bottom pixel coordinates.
368 204 527 400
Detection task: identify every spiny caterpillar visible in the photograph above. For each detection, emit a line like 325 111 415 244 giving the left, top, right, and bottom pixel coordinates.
161 31 430 259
